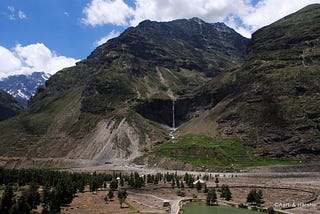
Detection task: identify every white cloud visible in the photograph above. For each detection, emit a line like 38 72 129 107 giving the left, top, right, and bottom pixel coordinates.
129 0 252 26
5 6 27 20
82 0 134 26
242 0 320 32
82 0 320 38
0 43 79 79
95 30 121 46
0 46 22 77
18 10 27 19
7 6 15 20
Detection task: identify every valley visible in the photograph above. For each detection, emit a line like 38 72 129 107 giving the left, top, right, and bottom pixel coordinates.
0 3 320 214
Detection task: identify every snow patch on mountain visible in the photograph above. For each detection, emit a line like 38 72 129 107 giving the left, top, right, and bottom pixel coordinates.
0 72 51 105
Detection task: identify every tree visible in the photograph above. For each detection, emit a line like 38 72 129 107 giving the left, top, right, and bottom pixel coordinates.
204 183 208 193
256 190 264 205
220 185 232 201
110 180 118 191
49 188 62 213
246 189 264 206
171 179 175 189
180 181 184 189
120 178 124 187
196 181 202 191
108 190 114 201
10 193 31 214
41 185 51 213
117 189 128 208
78 180 85 193
25 182 40 209
104 190 114 203
206 188 217 206
0 185 15 214
215 177 219 187
89 178 99 192
176 189 185 197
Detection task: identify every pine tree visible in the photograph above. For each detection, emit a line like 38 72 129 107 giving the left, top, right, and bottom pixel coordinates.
41 185 50 212
25 182 40 209
206 188 217 206
215 177 219 187
196 181 202 191
108 190 114 201
117 189 128 208
0 185 15 214
180 181 184 189
10 193 31 214
246 189 256 204
204 183 208 193
49 188 62 213
221 185 232 201
110 180 118 191
246 189 264 206
120 178 124 187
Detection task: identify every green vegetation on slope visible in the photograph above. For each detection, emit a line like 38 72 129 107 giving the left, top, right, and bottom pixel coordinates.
0 90 25 121
154 134 297 170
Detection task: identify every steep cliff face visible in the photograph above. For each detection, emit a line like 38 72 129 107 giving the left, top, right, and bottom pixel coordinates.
0 18 248 166
182 4 320 161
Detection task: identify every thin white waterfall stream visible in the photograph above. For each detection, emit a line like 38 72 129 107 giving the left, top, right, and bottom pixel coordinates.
172 100 175 130
169 99 176 139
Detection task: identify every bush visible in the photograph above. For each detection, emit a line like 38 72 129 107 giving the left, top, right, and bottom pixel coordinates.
176 189 185 197
266 207 275 214
238 203 248 209
251 206 258 211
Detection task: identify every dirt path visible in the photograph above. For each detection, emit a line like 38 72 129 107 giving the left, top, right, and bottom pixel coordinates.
127 190 182 214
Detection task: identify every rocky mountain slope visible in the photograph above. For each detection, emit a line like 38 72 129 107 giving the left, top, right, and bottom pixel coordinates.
0 72 51 105
0 90 25 121
0 4 319 169
0 18 248 166
181 4 320 161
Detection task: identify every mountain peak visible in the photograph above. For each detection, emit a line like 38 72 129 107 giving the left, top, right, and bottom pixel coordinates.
0 72 51 105
87 18 248 76
190 17 205 24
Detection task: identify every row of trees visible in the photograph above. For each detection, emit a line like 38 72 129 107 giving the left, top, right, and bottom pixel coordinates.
206 185 264 207
0 168 123 213
0 168 216 213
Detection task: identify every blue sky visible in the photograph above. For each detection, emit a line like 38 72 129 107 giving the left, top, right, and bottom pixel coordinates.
1 0 319 78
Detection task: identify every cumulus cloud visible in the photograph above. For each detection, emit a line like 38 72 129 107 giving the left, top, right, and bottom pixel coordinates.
242 0 320 31
0 43 79 79
82 0 134 26
0 46 22 76
129 0 251 26
95 30 121 46
82 0 320 38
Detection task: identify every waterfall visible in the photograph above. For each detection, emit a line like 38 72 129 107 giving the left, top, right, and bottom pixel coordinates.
172 100 175 130
169 99 176 139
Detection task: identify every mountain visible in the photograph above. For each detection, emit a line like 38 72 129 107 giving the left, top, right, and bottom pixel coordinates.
181 4 320 161
0 90 25 121
0 18 248 166
0 72 51 105
1 4 319 169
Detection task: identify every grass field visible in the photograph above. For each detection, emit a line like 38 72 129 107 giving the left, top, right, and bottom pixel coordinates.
154 134 297 170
